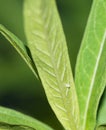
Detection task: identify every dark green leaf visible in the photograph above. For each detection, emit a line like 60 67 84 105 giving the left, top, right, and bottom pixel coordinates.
96 88 106 129
0 24 38 78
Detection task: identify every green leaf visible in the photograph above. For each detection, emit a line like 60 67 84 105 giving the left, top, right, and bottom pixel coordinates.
0 24 38 78
96 126 106 130
0 123 34 130
96 88 106 129
75 0 106 130
24 0 79 130
0 106 53 130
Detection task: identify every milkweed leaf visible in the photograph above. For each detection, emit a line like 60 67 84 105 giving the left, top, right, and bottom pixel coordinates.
0 123 35 130
0 106 53 130
0 24 38 78
96 126 106 130
24 0 79 130
75 0 106 130
96 88 106 130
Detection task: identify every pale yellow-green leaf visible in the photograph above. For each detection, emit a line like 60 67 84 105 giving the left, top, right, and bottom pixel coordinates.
24 0 79 130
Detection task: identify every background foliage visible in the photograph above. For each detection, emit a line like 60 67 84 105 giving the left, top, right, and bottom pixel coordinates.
0 0 92 129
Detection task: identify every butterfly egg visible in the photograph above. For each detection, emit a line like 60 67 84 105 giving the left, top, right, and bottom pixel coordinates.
65 83 70 88
65 83 71 96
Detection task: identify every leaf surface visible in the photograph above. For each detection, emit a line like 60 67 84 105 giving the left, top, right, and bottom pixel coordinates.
75 0 106 130
96 88 106 130
0 24 38 78
0 106 53 130
0 123 34 130
96 126 106 130
24 0 79 130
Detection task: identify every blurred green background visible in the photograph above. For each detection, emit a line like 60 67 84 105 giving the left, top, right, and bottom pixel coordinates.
0 0 92 129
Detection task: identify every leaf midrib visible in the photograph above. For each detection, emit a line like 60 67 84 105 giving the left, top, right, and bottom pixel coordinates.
83 30 106 130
